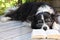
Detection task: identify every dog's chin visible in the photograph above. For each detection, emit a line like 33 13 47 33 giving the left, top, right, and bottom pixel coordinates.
0 16 11 22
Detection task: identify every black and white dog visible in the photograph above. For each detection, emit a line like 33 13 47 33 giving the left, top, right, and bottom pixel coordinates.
1 2 56 31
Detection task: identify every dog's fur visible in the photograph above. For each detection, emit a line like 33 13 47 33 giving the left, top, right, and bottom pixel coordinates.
1 2 57 30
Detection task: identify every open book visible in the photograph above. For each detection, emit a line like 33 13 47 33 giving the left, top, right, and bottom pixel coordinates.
32 29 60 39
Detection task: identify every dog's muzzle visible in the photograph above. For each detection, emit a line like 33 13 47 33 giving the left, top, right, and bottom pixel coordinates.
42 23 49 31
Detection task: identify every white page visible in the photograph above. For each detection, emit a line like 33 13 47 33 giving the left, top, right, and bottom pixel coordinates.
46 29 60 35
32 29 46 36
32 29 60 36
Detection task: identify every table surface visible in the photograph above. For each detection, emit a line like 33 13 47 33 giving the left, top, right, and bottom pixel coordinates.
0 21 32 40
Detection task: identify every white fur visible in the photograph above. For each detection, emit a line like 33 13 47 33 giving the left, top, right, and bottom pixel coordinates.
0 6 18 22
53 22 60 31
41 14 44 20
41 15 49 30
36 5 54 15
0 16 11 22
57 16 60 24
4 6 18 14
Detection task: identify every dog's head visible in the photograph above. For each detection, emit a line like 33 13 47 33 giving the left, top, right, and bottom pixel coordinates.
35 12 54 30
31 5 55 31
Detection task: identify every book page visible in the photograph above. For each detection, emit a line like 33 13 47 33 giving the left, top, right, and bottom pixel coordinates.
32 29 47 35
31 29 46 38
46 29 60 35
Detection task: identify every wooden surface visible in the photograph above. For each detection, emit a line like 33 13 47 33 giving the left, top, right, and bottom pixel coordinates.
0 21 32 40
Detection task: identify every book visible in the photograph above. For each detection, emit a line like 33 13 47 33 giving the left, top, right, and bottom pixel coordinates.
31 29 60 39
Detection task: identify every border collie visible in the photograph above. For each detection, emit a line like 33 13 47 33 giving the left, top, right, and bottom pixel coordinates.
1 2 57 31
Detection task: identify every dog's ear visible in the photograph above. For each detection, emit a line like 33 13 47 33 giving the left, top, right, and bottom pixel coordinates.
51 14 55 22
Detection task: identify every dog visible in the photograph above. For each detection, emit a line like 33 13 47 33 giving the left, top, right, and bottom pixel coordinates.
1 2 56 31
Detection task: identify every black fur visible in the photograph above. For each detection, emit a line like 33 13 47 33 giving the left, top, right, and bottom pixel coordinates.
5 2 54 21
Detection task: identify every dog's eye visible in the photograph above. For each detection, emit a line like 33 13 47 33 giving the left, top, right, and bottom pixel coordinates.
36 23 42 29
38 20 43 23
45 19 51 22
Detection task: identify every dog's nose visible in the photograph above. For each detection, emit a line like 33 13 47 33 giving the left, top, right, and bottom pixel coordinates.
43 27 47 31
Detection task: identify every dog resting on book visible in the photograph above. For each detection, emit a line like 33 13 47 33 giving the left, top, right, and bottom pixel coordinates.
1 2 57 30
